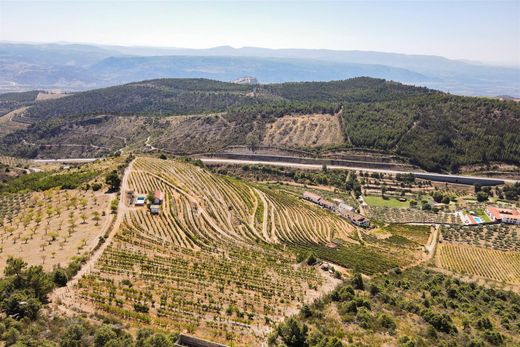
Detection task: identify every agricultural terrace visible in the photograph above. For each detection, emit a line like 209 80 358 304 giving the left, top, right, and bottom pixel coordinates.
0 188 112 271
435 243 520 286
441 224 520 252
126 157 355 247
0 155 31 168
373 224 431 246
71 157 353 345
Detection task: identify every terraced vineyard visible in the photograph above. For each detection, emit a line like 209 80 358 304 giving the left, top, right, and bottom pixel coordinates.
436 243 520 285
127 157 355 247
72 157 357 345
441 224 520 251
0 155 30 168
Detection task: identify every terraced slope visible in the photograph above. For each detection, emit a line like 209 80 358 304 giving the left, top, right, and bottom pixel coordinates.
262 113 343 148
127 157 355 248
73 157 354 344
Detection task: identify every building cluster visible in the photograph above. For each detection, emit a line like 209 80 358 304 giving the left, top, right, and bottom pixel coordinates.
302 191 369 227
486 207 520 225
127 190 164 215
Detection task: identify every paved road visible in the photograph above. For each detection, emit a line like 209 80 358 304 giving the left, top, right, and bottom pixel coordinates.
31 155 518 185
33 158 101 163
199 158 518 185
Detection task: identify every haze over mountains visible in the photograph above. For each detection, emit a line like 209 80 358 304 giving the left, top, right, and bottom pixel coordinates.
1 42 519 97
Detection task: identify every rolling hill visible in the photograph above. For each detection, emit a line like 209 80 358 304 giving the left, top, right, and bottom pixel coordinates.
0 77 519 172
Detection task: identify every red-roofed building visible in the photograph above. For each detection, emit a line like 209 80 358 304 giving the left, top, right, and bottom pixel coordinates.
485 206 520 225
153 191 164 205
486 207 502 222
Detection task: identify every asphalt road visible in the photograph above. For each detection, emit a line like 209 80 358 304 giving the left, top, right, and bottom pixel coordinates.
199 157 518 185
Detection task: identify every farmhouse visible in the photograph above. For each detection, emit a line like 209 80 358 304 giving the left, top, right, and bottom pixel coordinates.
337 202 355 213
486 207 520 225
302 192 336 211
303 191 322 204
340 210 370 227
153 190 164 205
150 204 161 215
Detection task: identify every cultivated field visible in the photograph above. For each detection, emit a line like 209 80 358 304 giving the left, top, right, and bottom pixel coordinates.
441 224 520 252
262 114 343 148
70 157 352 345
0 107 30 137
0 189 113 272
435 243 520 285
366 205 455 224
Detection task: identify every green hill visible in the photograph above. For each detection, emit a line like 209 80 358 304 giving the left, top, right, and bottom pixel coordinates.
1 77 519 172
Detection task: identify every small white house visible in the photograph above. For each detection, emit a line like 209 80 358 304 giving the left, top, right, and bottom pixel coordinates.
338 203 355 213
134 195 146 206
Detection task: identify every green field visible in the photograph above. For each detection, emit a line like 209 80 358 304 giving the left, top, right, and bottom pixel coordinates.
364 195 410 208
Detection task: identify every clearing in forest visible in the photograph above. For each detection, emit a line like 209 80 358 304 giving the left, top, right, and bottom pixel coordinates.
262 114 343 148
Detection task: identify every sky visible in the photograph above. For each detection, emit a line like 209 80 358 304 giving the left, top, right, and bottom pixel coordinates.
0 0 519 66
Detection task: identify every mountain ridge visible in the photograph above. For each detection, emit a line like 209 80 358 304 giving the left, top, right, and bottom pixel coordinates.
1 42 518 96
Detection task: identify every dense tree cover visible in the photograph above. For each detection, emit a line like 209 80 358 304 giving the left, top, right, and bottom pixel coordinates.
105 170 122 192
0 170 98 193
263 77 436 103
22 79 261 120
0 90 39 116
20 77 431 121
501 183 520 201
342 95 520 171
271 267 520 346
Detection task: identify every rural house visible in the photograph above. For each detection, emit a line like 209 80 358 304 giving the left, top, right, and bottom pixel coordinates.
340 210 370 227
486 207 520 225
153 190 164 205
134 194 147 206
150 204 161 215
303 191 322 204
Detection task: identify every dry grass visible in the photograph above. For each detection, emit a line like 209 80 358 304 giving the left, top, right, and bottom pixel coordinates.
0 189 113 272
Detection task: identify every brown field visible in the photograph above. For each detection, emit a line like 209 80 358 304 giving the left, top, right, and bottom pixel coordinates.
35 91 70 102
262 114 344 148
0 189 113 272
0 107 30 137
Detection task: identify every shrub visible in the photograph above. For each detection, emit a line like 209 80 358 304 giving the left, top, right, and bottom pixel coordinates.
271 317 308 347
377 313 396 332
352 273 364 290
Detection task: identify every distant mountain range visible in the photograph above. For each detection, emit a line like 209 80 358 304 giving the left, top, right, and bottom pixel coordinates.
0 42 519 96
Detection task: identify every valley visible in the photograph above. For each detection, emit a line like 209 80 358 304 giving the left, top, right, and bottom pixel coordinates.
0 77 519 347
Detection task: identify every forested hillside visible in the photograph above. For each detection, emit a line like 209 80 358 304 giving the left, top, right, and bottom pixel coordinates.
1 77 519 172
0 90 39 115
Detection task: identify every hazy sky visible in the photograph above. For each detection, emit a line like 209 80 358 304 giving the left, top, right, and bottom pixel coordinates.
1 0 519 66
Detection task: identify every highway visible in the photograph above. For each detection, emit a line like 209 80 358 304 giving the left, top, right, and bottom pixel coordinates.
33 158 101 163
29 156 517 185
199 157 518 185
